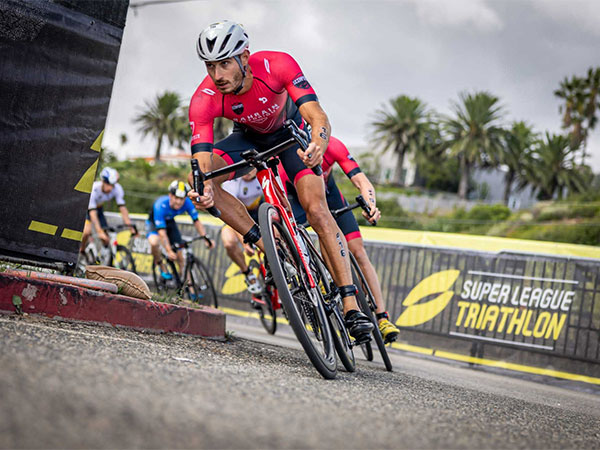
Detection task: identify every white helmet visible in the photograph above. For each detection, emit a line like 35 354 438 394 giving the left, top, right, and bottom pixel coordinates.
196 21 249 62
100 167 119 185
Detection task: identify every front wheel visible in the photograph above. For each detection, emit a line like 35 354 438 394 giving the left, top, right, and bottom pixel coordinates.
152 256 179 295
259 203 337 379
299 227 355 373
114 245 137 273
185 259 218 308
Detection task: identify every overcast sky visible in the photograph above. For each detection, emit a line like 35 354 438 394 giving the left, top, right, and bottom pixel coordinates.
103 0 600 171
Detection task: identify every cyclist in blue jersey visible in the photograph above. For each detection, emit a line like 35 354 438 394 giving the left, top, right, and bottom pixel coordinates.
147 181 214 281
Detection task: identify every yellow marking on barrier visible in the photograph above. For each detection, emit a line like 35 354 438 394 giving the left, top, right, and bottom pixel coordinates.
390 342 434 355
359 227 600 260
219 306 289 325
28 221 57 235
74 158 99 193
90 130 104 152
61 228 83 241
433 350 600 385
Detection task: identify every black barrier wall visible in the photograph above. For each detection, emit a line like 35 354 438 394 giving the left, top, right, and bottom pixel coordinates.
0 0 129 264
112 215 600 366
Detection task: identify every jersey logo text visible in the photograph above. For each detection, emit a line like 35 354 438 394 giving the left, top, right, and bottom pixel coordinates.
259 97 268 104
292 73 311 90
201 88 216 96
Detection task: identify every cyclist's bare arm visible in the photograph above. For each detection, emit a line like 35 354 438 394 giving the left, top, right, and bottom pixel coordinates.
158 229 177 260
298 101 331 168
118 205 134 228
349 173 381 224
89 209 109 244
192 219 213 248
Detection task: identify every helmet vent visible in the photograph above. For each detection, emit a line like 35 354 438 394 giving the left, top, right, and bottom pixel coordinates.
219 34 231 54
206 37 216 53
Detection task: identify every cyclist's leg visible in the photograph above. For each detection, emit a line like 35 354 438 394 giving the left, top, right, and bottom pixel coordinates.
200 133 264 248
221 225 249 272
166 221 184 273
80 219 92 253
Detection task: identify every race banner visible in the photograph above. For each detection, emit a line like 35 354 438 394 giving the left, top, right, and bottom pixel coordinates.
0 0 129 264
110 214 600 365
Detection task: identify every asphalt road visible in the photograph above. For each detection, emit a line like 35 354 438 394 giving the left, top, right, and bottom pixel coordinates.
1 313 599 449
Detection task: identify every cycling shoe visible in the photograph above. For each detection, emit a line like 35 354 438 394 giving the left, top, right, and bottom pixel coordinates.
345 310 374 344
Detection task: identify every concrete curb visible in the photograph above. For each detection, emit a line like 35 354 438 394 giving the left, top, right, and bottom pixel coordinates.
0 272 225 339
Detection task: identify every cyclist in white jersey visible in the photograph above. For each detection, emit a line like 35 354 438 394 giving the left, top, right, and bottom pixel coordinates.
220 169 263 297
80 167 136 255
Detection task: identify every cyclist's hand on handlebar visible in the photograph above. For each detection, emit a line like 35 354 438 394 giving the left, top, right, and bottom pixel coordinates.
188 183 215 210
128 224 139 237
203 236 215 249
98 231 110 246
243 242 255 257
167 249 178 261
297 142 323 169
363 205 381 225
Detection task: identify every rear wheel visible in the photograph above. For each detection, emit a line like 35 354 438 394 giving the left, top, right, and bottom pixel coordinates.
259 203 337 379
249 259 277 335
114 245 136 273
185 259 218 308
350 253 393 372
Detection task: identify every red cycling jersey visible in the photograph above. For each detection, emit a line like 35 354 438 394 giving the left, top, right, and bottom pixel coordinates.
321 136 361 180
189 50 318 154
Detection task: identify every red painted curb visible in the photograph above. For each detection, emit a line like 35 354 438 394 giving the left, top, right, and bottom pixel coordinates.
0 272 225 339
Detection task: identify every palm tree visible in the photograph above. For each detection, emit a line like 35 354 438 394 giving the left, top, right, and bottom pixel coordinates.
527 133 589 200
443 91 505 199
554 67 600 162
134 91 182 161
500 121 537 205
371 95 433 186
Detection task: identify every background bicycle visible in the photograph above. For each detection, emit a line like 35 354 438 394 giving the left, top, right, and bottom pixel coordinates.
79 224 137 274
152 235 218 308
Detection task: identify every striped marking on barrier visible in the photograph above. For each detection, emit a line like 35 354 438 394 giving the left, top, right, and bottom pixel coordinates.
61 228 83 241
28 220 58 235
221 305 599 386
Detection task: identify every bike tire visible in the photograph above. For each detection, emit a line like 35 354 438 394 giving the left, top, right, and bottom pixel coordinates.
259 203 337 379
186 259 218 308
249 259 277 335
152 257 179 295
299 227 355 373
114 245 137 273
350 253 393 372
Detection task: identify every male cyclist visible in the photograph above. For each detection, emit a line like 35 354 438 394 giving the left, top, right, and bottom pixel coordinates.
147 181 213 283
220 168 263 297
188 20 373 342
80 167 136 257
282 137 400 343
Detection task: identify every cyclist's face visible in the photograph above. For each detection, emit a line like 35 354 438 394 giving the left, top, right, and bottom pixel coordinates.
101 182 114 194
205 51 248 94
169 194 185 209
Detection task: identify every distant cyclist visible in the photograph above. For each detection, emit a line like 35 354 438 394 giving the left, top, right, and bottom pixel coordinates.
220 169 263 297
282 137 400 343
80 167 137 257
188 20 374 342
147 180 214 283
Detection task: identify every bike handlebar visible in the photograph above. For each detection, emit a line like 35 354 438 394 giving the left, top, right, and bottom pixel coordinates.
190 120 320 218
330 195 377 226
171 234 212 251
103 224 138 234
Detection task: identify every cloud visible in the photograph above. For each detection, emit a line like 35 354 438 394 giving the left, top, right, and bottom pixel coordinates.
410 0 503 32
531 0 600 37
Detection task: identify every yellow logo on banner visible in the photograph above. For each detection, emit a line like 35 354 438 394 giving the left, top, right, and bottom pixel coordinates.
221 255 261 295
396 270 460 327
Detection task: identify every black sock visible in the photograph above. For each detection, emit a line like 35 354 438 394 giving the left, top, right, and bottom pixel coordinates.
242 268 250 275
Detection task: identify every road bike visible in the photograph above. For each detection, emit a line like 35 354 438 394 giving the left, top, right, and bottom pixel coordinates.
152 235 218 308
330 197 393 372
81 224 137 273
192 120 356 379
